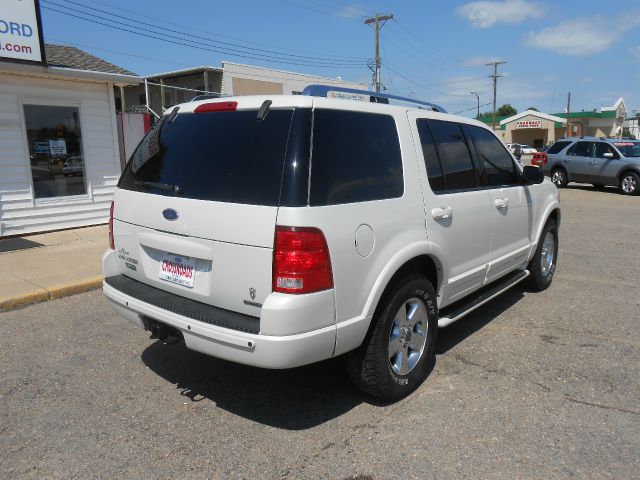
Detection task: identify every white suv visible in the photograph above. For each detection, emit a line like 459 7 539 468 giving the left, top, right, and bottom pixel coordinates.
103 87 560 400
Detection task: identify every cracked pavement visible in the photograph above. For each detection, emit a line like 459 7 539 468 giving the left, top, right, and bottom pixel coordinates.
1 186 638 479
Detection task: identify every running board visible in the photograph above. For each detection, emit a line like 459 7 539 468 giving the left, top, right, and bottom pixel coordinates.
438 270 529 328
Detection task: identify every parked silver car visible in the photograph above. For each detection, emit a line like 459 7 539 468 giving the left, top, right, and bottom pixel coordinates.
541 137 640 195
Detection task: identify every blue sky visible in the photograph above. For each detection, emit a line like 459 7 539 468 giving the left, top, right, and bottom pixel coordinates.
39 0 640 118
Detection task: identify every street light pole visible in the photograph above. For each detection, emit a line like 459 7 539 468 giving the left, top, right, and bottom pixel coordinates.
470 91 479 118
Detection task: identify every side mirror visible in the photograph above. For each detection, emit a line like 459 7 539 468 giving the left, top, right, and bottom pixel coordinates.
603 152 615 159
522 165 544 184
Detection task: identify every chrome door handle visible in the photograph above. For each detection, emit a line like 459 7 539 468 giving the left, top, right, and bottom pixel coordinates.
589 161 598 165
494 198 509 209
431 206 452 220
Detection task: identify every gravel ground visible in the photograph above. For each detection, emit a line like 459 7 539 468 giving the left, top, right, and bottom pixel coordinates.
1 186 638 480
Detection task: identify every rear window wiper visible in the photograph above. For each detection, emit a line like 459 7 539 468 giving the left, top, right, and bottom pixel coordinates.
134 180 182 195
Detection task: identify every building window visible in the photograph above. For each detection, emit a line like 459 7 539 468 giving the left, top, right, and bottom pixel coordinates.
23 104 87 199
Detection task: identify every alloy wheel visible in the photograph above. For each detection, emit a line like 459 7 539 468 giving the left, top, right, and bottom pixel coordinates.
388 298 429 376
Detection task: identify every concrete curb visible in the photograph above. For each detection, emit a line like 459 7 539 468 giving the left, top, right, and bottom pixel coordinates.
0 275 104 311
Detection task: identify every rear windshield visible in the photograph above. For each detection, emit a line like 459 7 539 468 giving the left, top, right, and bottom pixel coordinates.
119 109 294 206
611 141 640 157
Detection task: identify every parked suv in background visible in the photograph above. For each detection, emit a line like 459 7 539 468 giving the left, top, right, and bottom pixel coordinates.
542 137 640 195
102 87 560 400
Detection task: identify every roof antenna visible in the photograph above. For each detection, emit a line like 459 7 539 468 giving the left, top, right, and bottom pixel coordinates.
257 100 272 122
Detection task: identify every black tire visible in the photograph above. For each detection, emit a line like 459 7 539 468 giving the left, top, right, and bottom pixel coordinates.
619 171 640 196
551 168 568 188
525 219 558 291
345 275 438 401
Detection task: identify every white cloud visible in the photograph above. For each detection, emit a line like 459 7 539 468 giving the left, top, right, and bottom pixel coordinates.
461 56 504 67
631 46 640 58
336 5 367 19
457 0 544 29
421 75 548 113
524 13 640 56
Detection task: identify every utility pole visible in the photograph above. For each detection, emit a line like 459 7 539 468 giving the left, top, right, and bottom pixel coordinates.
363 13 393 93
470 91 479 118
486 60 506 129
565 92 571 137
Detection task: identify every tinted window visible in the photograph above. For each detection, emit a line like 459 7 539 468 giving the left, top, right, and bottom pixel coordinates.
309 109 403 205
467 125 519 186
546 141 571 154
594 142 618 158
567 141 595 157
428 119 477 190
610 141 640 157
416 120 444 192
119 109 294 206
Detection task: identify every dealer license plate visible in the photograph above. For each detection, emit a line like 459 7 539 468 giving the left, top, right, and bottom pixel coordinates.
158 253 196 288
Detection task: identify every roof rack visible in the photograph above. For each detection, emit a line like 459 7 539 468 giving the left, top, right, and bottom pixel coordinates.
302 85 447 113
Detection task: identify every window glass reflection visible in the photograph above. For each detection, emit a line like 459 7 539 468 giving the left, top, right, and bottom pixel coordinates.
24 105 86 199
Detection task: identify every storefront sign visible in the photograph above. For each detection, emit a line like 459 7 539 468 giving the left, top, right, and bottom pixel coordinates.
0 0 46 64
33 141 49 154
49 139 67 156
516 119 542 129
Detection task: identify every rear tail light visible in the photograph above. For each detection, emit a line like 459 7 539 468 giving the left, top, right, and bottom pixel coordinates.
531 152 548 166
194 101 238 113
273 226 333 294
108 201 115 250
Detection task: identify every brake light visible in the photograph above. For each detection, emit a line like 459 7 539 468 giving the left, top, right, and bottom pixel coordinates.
108 201 115 250
273 226 333 294
194 101 238 113
531 152 548 166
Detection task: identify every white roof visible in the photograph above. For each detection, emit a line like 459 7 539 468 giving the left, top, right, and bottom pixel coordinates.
601 97 625 112
500 109 567 125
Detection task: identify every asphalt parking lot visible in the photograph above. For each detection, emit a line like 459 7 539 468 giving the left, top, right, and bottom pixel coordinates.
1 185 638 480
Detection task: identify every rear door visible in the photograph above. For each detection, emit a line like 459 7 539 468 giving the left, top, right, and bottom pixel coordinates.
565 141 596 182
466 125 531 282
411 115 493 307
112 105 305 316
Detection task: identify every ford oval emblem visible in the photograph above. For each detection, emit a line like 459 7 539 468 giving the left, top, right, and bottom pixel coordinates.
162 208 178 221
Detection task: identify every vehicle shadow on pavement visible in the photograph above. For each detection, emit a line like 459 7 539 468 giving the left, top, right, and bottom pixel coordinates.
141 343 365 430
140 287 525 429
436 287 525 355
566 185 620 195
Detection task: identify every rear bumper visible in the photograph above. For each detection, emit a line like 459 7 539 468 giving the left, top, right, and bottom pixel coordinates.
102 251 336 369
103 282 337 368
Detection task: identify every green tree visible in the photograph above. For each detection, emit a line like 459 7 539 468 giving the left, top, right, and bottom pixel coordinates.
479 104 518 119
497 104 517 116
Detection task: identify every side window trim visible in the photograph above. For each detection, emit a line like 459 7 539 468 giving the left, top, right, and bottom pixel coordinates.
460 123 486 187
417 118 448 192
464 124 521 189
428 119 478 192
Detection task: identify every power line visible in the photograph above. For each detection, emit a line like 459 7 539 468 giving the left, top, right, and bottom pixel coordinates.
277 0 349 19
390 18 469 70
452 102 491 115
41 1 367 68
46 38 194 68
85 0 363 60
384 61 477 98
46 0 366 65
